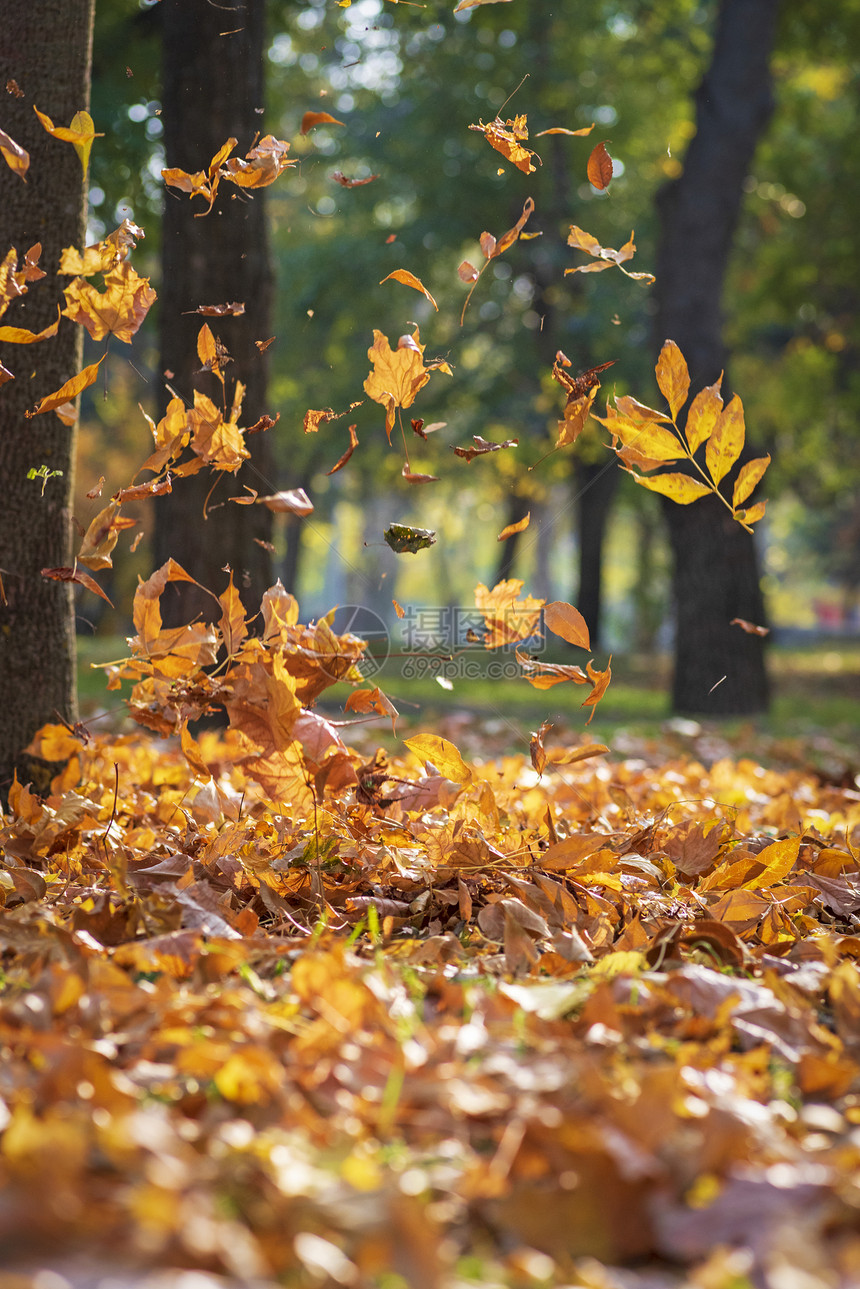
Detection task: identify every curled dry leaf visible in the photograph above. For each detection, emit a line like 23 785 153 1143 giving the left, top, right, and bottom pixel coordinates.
469 113 537 174
380 270 438 311
497 512 530 542
331 171 379 187
185 302 245 317
453 435 519 463
256 488 313 516
731 617 770 637
41 564 113 606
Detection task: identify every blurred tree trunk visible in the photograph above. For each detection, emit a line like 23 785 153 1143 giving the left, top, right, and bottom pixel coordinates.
655 0 779 714
154 0 274 625
0 0 94 799
574 458 619 648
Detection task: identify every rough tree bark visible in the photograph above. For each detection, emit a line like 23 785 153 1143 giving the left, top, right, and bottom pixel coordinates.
153 0 275 625
655 0 780 714
0 1 95 798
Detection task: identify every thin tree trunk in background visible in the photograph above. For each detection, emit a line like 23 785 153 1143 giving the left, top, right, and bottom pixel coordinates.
655 0 779 714
0 1 94 798
154 0 274 625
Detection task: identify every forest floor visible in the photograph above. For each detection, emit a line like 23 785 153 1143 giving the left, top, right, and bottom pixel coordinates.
1 636 858 1287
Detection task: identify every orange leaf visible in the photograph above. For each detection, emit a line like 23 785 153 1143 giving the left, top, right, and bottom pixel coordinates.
474 579 544 649
345 687 399 730
363 328 451 441
0 305 60 344
41 564 113 606
218 572 249 655
581 657 612 724
535 124 595 137
497 512 530 541
379 270 438 311
327 423 359 474
470 114 536 174
731 617 770 637
544 600 590 651
26 358 102 417
63 262 156 343
301 111 345 135
587 141 613 190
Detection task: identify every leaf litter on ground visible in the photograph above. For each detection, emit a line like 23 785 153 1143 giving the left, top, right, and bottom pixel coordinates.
2 591 860 1289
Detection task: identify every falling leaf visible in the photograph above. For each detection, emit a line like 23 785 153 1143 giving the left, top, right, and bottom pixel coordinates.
255 336 275 352
26 358 103 417
63 262 156 343
497 512 530 541
383 524 436 553
587 141 613 190
380 270 438 311
543 600 590 651
256 488 314 516
345 687 399 729
245 413 280 436
469 113 537 174
331 171 379 187
454 0 512 9
86 477 105 500
535 124 595 137
33 106 103 173
454 435 519 463
222 135 295 189
0 306 60 343
41 564 113 606
185 301 245 317
474 579 544 648
731 618 770 637
0 127 29 180
565 227 653 283
402 464 439 484
328 423 360 474
364 328 452 442
301 111 345 135
392 599 405 618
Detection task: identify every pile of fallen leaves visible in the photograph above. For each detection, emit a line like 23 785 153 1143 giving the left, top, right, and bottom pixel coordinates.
2 588 860 1289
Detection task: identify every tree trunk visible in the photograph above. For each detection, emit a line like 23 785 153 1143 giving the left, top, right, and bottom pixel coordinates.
153 0 274 626
655 0 779 715
0 1 94 798
574 457 619 649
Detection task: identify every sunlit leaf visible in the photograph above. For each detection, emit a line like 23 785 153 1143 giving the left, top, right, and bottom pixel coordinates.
301 111 345 135
544 600 590 651
0 306 60 344
629 471 712 504
26 358 102 417
655 340 690 420
732 454 771 509
34 106 103 173
404 734 472 784
380 270 438 311
497 512 530 541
